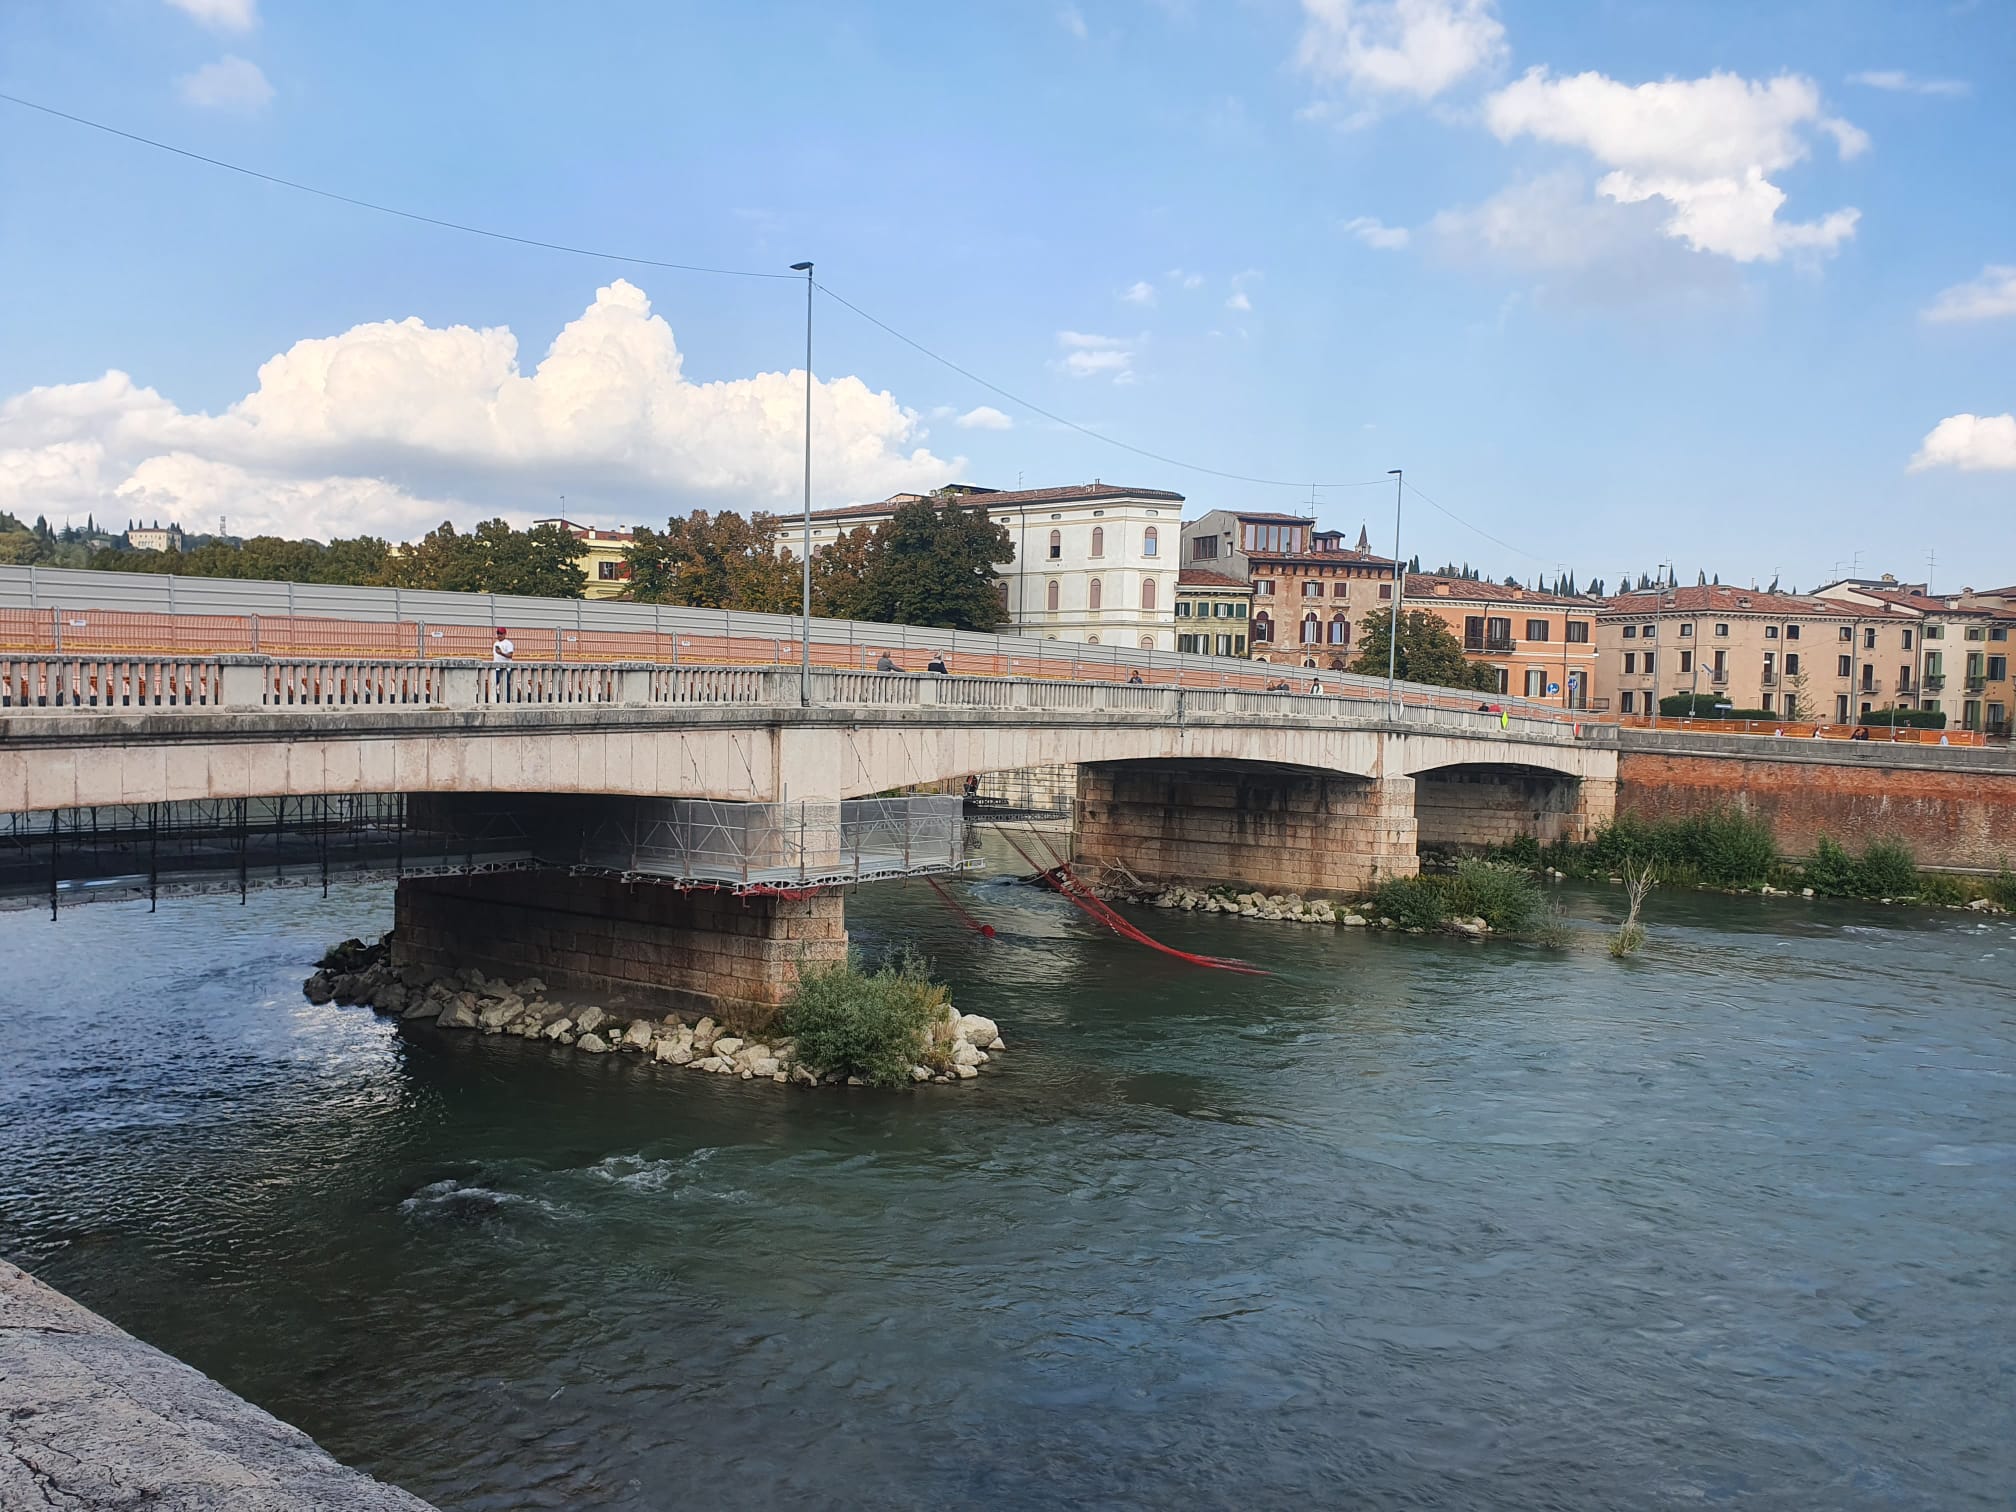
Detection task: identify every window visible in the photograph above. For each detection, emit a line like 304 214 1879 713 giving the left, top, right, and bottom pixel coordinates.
1902 629 1913 651
1487 616 1512 648
1140 635 1154 649
1047 529 1061 560
1786 625 1800 640
1333 582 1350 598
1218 634 1238 657
1379 583 1392 599
1927 651 1943 677
597 560 623 580
1253 613 1273 643
1642 624 1655 638
1526 619 1550 642
1762 692 1774 712
1174 601 1190 617
1994 627 2010 642
1091 526 1105 558
1643 652 1656 675
1763 651 1776 682
1786 653 1800 675
1765 626 1779 639
1715 623 1730 637
1089 578 1102 611
1840 626 1854 641
1255 579 1276 596
1177 633 1200 654
1143 527 1159 557
1566 621 1589 643
1141 578 1157 611
1234 602 1248 619
1302 581 1325 598
1046 579 1059 613
1623 652 1637 674
1328 614 1350 645
1622 625 1638 639
1301 613 1321 643
1864 627 1877 649
1679 623 1693 637
1679 650 1693 673
1837 654 1852 678
1621 691 1636 713
1086 634 1099 645
1966 626 1987 641
1190 534 1215 559
1991 656 2009 681
1524 669 1546 698
1924 625 1943 640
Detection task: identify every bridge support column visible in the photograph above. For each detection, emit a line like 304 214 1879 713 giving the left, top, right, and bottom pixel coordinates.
1573 774 1616 841
1073 763 1417 897
1414 768 1595 852
392 872 845 1030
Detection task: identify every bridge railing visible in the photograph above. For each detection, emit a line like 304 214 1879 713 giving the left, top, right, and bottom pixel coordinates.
0 655 1602 741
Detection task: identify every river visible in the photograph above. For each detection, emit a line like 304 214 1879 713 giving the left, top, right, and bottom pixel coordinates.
1 860 2011 1510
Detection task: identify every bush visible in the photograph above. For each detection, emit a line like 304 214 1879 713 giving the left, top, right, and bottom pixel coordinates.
1988 869 2016 911
779 948 949 1088
1369 861 1549 939
1858 708 1947 729
1586 808 1778 889
1609 921 1647 958
1802 835 1923 899
1371 873 1455 932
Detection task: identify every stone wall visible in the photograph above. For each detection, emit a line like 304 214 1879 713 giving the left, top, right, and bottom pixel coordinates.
393 873 846 1029
1617 745 2016 870
1074 762 1418 895
1413 766 1591 852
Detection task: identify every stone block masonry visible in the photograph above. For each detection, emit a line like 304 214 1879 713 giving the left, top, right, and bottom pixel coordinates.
1618 744 2016 871
1415 766 1608 852
394 872 846 1030
1074 762 1419 896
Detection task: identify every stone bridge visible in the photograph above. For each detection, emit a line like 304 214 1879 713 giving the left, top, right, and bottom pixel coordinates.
2 656 1617 1020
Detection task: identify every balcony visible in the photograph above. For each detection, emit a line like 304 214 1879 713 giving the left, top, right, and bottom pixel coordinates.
1709 668 1729 684
1965 676 1988 693
1760 672 1778 686
1923 674 1945 691
1463 637 1516 653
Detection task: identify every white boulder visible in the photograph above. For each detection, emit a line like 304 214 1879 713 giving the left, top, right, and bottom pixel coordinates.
576 1033 610 1054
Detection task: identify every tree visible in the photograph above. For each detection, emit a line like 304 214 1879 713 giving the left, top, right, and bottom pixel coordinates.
389 519 587 598
854 498 1014 631
622 510 796 612
811 524 880 621
1349 608 1499 693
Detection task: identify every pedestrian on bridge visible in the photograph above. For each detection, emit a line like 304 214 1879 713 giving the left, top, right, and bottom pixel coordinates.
927 652 948 674
876 650 900 672
1127 669 1145 684
492 628 514 699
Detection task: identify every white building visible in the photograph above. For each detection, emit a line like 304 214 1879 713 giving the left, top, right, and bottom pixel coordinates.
125 519 185 553
777 483 1182 650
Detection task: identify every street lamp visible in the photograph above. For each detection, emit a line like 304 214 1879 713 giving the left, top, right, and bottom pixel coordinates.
791 261 814 706
1386 468 1403 716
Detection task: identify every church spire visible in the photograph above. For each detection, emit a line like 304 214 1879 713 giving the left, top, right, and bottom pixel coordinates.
1355 523 1370 553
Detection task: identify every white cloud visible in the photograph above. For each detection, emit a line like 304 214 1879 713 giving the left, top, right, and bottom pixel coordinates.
165 0 257 30
955 405 1014 430
1923 265 2016 324
1909 413 2016 472
1296 0 1506 100
1166 269 1205 289
1481 68 1863 262
1343 215 1411 249
1225 291 1253 311
1120 280 1157 305
1059 5 1088 40
176 55 273 112
1224 268 1262 311
1054 331 1137 383
0 281 958 539
1848 70 1969 97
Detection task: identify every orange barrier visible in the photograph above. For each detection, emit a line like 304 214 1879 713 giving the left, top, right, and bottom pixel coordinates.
1620 715 1988 747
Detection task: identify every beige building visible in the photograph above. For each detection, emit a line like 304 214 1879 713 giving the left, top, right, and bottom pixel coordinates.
777 482 1181 651
1597 587 1867 721
1812 575 2016 733
124 519 185 553
535 517 636 600
1174 568 1254 657
1407 576 1600 707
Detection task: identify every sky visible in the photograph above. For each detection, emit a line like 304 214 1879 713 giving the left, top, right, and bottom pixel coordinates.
0 0 2011 591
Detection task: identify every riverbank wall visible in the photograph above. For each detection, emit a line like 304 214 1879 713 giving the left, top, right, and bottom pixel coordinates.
0 1258 434 1509
1616 732 2016 871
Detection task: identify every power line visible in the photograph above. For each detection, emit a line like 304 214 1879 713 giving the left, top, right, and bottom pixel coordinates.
1403 480 1557 571
814 281 1387 492
0 91 794 282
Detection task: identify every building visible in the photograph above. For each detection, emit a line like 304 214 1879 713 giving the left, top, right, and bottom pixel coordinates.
1178 510 1394 666
777 483 1182 651
534 517 635 600
1175 569 1254 656
1405 576 1600 706
1597 587 1862 720
124 519 185 553
1811 576 2016 732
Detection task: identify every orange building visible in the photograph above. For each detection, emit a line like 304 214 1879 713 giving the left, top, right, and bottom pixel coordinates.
1404 576 1600 707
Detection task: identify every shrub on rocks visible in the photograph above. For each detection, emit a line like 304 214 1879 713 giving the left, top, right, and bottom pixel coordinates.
780 948 950 1090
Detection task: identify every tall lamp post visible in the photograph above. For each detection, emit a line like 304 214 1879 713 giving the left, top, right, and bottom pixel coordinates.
1385 468 1403 716
791 261 814 706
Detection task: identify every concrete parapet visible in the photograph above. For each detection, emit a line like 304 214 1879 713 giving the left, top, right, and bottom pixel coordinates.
0 1259 433 1510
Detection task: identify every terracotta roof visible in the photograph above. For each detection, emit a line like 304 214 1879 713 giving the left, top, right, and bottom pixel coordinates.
1178 568 1254 590
1600 586 1851 618
803 482 1184 524
1405 575 1593 608
1250 548 1396 568
1820 585 1937 612
1226 511 1317 524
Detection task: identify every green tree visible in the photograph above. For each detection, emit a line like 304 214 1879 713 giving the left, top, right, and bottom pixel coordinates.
811 523 881 621
389 519 587 598
622 509 797 611
1349 608 1499 693
855 497 1013 631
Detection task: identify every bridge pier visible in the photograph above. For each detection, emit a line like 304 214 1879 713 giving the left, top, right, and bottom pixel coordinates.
1073 762 1419 896
392 873 846 1031
1413 766 1614 852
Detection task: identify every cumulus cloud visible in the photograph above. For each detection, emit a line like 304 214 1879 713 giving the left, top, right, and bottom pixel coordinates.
1481 68 1864 262
165 0 257 30
0 281 958 539
1296 0 1505 100
1910 413 2016 472
176 55 273 111
1923 265 2016 324
1054 331 1137 383
1848 70 1968 97
1225 291 1253 312
1120 280 1157 306
955 405 1014 430
1343 215 1411 249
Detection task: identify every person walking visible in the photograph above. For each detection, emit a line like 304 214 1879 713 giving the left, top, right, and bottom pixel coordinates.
875 650 899 672
491 627 514 700
1309 677 1325 695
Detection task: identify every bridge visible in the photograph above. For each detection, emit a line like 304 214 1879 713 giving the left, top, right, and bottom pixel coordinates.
0 567 1616 1022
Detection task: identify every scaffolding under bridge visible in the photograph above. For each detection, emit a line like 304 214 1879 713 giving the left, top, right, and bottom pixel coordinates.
0 793 975 915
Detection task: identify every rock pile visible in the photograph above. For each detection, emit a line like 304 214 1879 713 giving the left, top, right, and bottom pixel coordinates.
304 942 1006 1089
1135 884 1370 927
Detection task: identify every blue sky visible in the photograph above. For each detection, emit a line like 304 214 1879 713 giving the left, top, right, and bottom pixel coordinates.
1 0 2011 590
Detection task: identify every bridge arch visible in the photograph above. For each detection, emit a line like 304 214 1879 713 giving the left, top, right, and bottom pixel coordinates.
1407 759 1592 854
